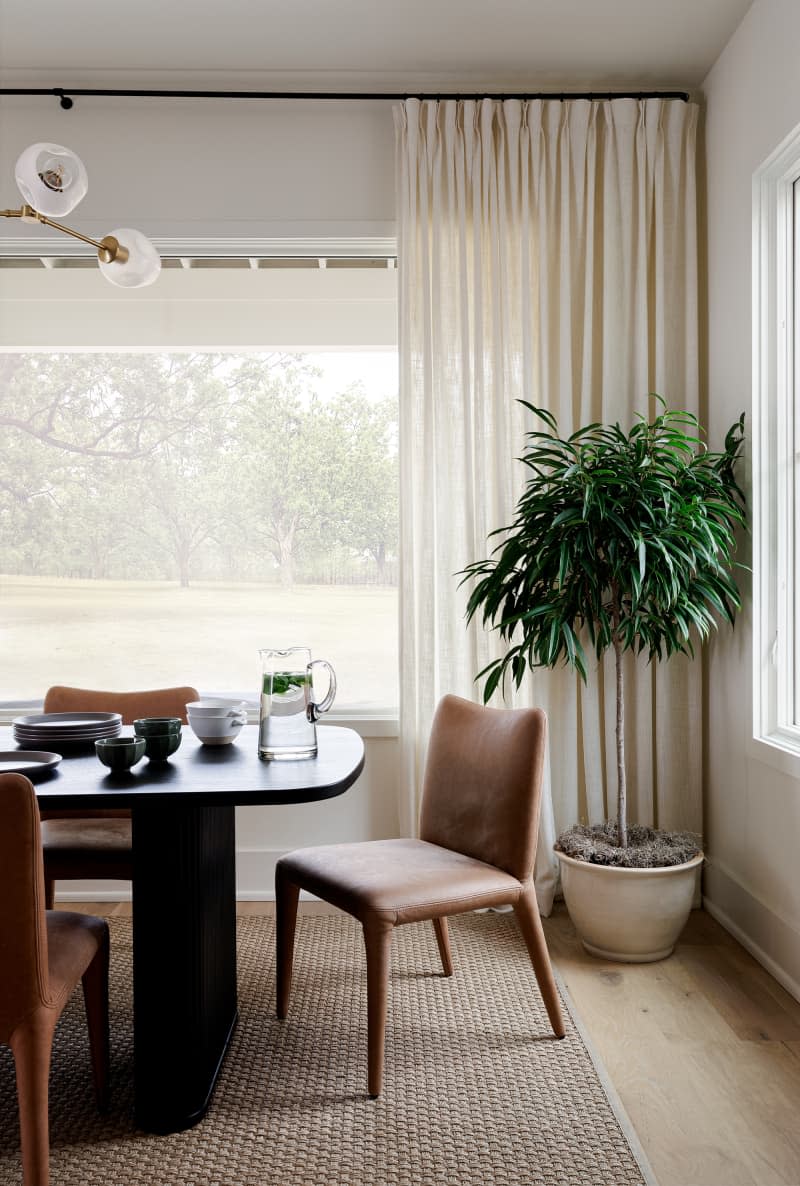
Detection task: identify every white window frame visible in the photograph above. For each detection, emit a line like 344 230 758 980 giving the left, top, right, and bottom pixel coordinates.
753 125 800 757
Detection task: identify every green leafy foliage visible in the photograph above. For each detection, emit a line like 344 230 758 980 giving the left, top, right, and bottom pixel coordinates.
266 672 309 696
461 399 746 697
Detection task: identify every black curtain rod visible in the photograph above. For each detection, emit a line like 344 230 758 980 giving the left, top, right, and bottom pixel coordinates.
1 87 690 110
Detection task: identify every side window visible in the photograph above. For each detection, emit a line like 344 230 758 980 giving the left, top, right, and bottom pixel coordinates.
753 132 800 751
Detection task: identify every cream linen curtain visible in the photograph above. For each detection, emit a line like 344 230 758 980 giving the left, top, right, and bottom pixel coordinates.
394 97 700 914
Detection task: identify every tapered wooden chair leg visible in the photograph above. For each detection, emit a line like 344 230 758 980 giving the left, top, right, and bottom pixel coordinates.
513 887 566 1038
10 1010 57 1186
81 926 110 1112
44 879 55 911
363 917 394 1098
432 916 454 976
276 870 300 1020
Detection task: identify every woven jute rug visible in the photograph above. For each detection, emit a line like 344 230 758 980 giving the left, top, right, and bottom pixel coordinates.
0 913 654 1186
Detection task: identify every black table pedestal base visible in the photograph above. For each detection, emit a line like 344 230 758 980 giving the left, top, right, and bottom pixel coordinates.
131 802 238 1133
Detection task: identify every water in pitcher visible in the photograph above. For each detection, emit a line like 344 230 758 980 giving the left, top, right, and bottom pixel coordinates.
258 647 337 760
259 669 314 760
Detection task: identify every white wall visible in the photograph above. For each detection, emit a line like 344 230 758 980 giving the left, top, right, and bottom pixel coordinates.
0 95 401 897
702 0 800 996
236 730 400 897
0 97 396 242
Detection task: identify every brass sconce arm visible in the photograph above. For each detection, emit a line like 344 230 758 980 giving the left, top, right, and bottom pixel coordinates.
0 204 129 263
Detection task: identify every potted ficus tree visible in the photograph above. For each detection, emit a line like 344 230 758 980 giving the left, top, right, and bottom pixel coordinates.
461 399 746 962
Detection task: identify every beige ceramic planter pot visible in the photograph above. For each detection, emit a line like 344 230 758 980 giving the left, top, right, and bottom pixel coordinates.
555 849 704 963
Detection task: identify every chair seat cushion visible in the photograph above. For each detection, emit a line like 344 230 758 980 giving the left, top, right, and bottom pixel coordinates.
46 910 107 1007
41 817 132 861
278 838 524 925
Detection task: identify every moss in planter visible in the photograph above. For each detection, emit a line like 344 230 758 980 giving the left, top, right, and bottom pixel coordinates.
555 823 702 868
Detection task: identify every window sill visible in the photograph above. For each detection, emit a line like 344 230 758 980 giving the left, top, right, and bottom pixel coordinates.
322 713 398 738
0 702 399 739
746 734 800 780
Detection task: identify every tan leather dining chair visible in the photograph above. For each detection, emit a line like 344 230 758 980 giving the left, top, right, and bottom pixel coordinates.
0 772 109 1186
40 685 198 907
276 693 566 1097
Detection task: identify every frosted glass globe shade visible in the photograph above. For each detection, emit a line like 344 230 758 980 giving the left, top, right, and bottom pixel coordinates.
15 143 88 217
97 228 161 289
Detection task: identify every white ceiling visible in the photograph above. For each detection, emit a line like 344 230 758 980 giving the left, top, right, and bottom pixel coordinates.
0 0 753 91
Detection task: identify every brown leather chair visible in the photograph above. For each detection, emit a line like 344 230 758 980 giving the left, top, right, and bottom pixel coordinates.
276 693 566 1097
40 685 198 907
0 772 109 1186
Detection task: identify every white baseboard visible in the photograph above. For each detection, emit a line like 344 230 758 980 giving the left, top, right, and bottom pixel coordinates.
703 859 800 1005
54 887 328 903
56 888 134 902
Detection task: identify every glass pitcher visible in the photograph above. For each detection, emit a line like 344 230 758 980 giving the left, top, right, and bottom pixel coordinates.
258 647 337 760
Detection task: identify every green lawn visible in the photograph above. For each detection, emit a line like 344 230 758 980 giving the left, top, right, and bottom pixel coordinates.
0 576 398 709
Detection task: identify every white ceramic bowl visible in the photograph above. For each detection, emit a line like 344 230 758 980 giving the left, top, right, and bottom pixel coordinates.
187 712 246 746
186 699 248 717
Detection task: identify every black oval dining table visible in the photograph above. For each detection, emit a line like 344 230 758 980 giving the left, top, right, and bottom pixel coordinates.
5 723 365 1135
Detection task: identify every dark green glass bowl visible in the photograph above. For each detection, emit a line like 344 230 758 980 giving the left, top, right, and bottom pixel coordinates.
133 717 183 736
95 736 146 771
140 731 182 762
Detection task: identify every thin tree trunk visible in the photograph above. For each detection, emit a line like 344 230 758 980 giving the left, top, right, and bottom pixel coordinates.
278 545 294 589
178 550 191 588
611 583 628 848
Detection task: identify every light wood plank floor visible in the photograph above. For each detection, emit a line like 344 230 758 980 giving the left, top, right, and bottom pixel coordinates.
59 901 800 1186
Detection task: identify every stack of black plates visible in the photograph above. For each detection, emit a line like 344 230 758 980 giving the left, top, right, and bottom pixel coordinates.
13 711 123 747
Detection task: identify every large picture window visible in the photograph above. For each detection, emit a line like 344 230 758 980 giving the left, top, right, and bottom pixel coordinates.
0 259 398 711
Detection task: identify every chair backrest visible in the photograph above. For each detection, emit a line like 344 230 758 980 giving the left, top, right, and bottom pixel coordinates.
43 685 199 725
0 774 50 1040
419 694 547 882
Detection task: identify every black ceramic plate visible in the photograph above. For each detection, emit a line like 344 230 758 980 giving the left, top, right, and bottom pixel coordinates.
13 711 122 730
0 751 62 774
